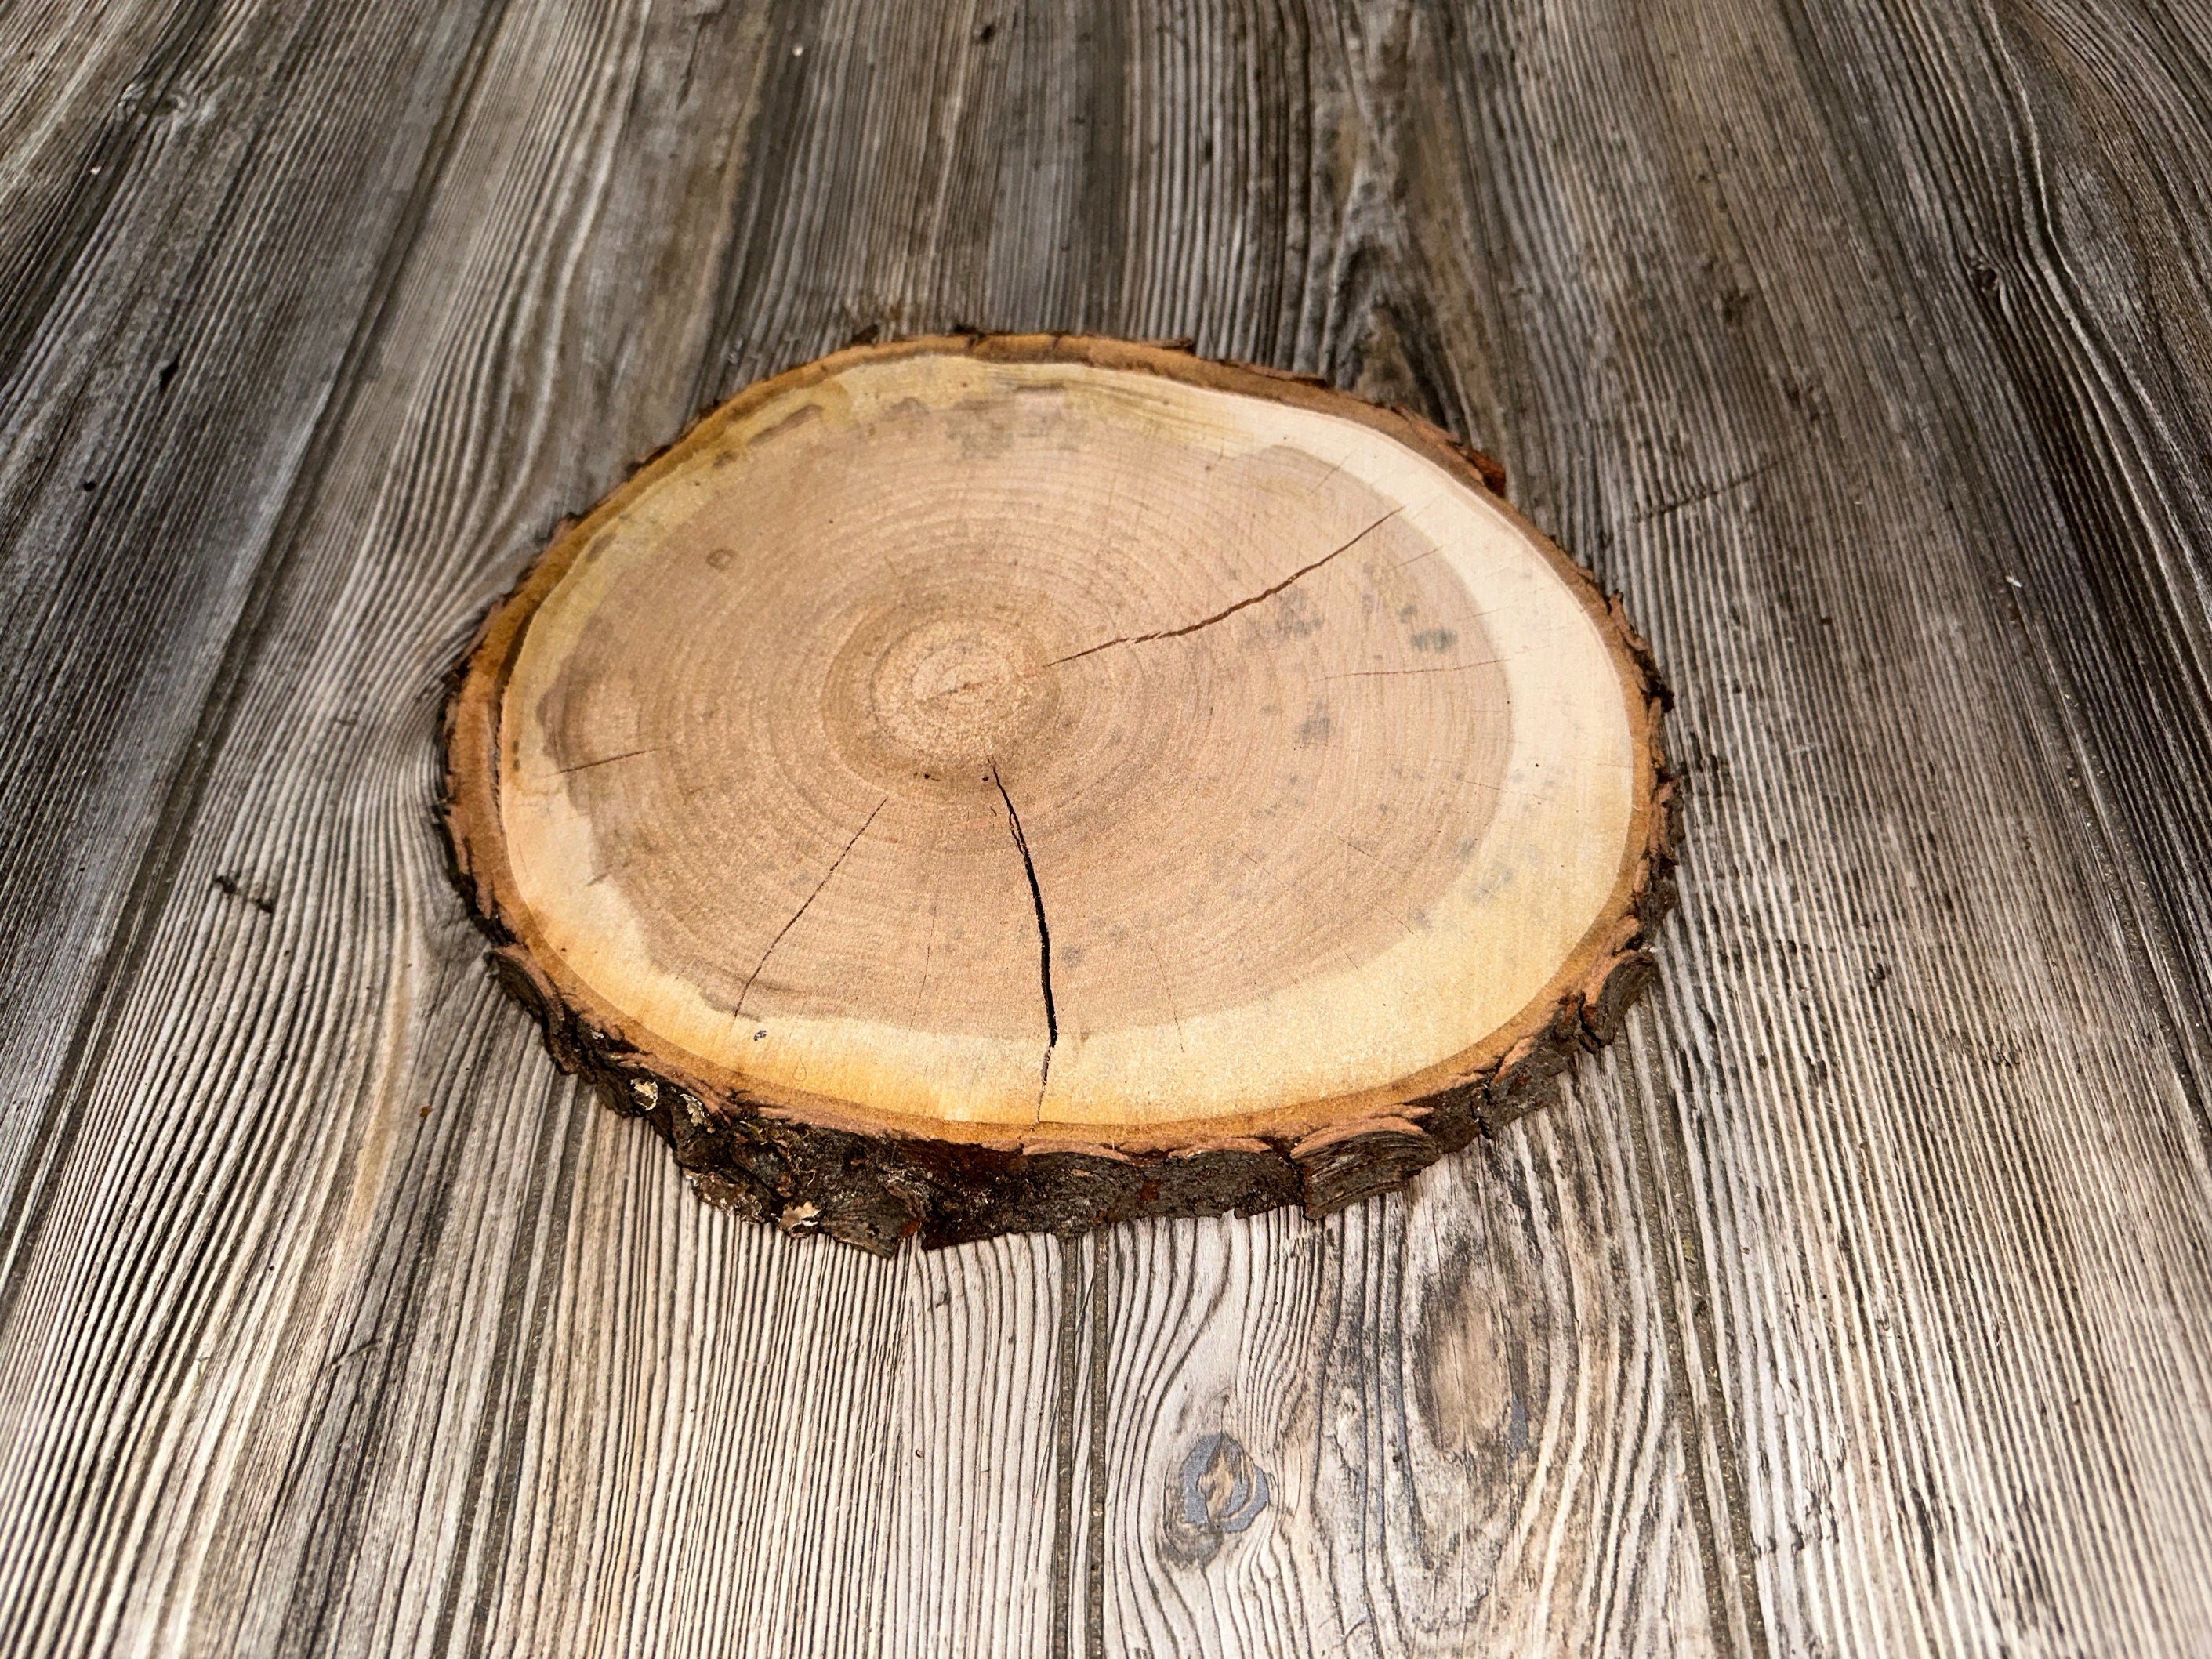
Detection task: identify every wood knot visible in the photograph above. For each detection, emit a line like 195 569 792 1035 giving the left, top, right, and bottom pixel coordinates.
1162 1433 1271 1565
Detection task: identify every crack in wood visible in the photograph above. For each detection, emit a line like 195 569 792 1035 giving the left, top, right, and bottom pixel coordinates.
735 795 887 1017
988 759 1057 1108
1630 451 1786 522
546 744 658 777
1047 505 1405 667
1325 654 1506 681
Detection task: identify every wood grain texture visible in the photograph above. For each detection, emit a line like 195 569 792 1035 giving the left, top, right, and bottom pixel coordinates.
0 0 2206 1654
441 331 1676 1247
0 0 502 1255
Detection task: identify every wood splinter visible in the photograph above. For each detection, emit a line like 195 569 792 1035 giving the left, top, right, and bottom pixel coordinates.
441 334 1678 1252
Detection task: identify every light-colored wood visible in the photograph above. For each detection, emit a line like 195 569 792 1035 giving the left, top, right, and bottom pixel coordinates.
445 334 1673 1241
1 0 2209 1652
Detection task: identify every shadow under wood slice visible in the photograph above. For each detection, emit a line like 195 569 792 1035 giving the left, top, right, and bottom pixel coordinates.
439 334 1677 1251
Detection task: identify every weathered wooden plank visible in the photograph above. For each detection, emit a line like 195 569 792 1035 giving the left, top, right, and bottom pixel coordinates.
1091 1083 1728 1657
0 0 785 1647
0 0 215 381
1388 0 2212 1648
2 0 2210 1652
0 1 1739 1652
0 0 502 1219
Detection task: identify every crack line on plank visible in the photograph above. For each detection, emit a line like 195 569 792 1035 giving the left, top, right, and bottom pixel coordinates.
736 795 887 1016
1046 505 1405 667
1630 451 1786 522
989 759 1057 1110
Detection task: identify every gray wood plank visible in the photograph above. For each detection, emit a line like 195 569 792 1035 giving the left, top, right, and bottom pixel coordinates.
0 3 1725 1654
0 0 502 1229
2 0 2209 1653
1090 1088 1730 1657
0 2 1736 1651
1390 0 2212 1647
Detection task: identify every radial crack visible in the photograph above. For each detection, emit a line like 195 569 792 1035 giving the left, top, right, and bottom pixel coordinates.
1048 505 1405 667
737 795 887 1016
548 745 658 777
988 760 1057 1104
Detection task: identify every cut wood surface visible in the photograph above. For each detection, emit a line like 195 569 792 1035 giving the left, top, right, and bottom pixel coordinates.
444 334 1674 1246
2 0 2210 1654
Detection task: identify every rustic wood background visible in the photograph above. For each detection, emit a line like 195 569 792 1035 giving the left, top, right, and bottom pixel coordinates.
5 0 2210 1652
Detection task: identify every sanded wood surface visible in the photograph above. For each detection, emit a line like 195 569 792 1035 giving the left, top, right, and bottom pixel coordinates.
443 333 1676 1245
1 0 2208 1653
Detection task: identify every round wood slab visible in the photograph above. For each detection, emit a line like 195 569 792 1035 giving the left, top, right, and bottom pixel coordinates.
442 335 1677 1251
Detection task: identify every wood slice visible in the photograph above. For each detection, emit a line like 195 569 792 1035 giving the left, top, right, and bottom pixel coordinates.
441 335 1677 1251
